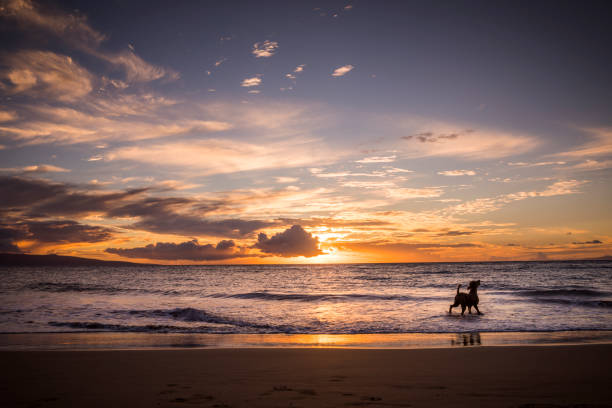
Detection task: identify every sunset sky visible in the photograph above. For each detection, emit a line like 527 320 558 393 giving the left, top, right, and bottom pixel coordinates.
0 0 610 263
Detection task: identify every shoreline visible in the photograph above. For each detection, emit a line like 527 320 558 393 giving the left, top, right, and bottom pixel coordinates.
3 345 611 407
1 329 611 351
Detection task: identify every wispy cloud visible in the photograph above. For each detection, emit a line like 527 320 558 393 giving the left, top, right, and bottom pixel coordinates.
275 177 299 183
0 110 18 122
107 137 339 176
332 65 354 77
23 164 70 173
554 128 612 158
285 64 306 81
355 155 396 163
507 161 566 167
241 75 262 87
398 122 539 160
565 159 612 171
0 164 71 174
438 170 476 176
0 104 232 145
446 180 586 215
0 0 177 83
0 0 106 49
252 40 279 58
1 50 93 101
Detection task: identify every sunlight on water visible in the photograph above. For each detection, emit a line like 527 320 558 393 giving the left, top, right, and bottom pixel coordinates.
0 261 611 336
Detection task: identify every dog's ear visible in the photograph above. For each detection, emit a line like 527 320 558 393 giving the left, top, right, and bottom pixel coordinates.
477 280 481 284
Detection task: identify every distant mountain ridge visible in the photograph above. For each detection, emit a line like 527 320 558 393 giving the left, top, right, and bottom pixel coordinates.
0 253 149 267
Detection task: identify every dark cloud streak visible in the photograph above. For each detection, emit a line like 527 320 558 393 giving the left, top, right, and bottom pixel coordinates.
106 239 251 261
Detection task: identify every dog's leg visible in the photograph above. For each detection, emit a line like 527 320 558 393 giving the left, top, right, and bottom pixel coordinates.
474 305 482 315
449 302 458 314
468 305 472 314
461 305 466 316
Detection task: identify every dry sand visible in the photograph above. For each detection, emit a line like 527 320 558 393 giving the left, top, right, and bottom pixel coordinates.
2 345 611 408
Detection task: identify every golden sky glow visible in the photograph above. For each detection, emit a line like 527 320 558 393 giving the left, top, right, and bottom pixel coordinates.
0 1 611 263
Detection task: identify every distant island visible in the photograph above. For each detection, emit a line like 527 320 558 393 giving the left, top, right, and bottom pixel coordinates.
0 253 149 267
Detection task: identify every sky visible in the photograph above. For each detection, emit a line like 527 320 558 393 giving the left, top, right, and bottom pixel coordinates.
0 0 611 264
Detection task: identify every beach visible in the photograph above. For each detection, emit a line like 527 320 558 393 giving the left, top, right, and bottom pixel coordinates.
3 344 611 408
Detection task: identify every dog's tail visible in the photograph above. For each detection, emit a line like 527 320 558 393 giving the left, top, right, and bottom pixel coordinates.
456 284 461 294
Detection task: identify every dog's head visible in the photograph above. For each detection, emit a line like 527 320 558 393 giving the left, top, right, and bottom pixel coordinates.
468 280 481 290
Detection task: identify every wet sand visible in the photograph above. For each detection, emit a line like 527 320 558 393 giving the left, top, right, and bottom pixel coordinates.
2 345 611 408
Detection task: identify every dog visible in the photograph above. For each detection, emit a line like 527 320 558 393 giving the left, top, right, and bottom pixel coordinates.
449 280 482 316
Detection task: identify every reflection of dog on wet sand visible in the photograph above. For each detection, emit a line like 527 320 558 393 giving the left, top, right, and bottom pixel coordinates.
449 280 482 316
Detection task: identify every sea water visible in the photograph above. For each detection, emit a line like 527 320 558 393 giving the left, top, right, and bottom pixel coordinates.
1 261 611 338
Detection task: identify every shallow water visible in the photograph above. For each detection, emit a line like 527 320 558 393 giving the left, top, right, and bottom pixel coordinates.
1 261 611 335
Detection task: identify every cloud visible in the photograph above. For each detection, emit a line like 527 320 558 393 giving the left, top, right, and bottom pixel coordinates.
285 65 306 82
507 161 566 167
22 164 70 173
0 176 274 239
383 187 444 199
0 0 106 49
399 125 539 160
241 76 262 87
21 220 113 243
554 128 612 158
106 239 250 261
252 40 279 58
0 164 71 174
0 220 113 252
214 57 227 67
565 159 612 171
437 230 475 236
334 241 481 256
402 131 464 143
275 177 299 183
438 170 476 176
355 155 396 163
0 0 176 83
341 180 396 189
101 50 176 82
107 137 338 176
0 104 232 145
0 110 17 122
1 50 93 101
127 213 272 239
254 225 323 257
446 180 586 215
572 240 602 245
332 65 354 77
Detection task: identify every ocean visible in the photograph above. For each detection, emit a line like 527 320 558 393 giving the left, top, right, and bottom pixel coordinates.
1 261 611 342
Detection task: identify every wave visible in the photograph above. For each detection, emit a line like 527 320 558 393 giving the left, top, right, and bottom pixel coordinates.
47 321 223 333
25 282 182 296
111 307 309 332
525 298 612 308
354 275 392 281
206 292 435 302
516 289 609 297
26 282 126 294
